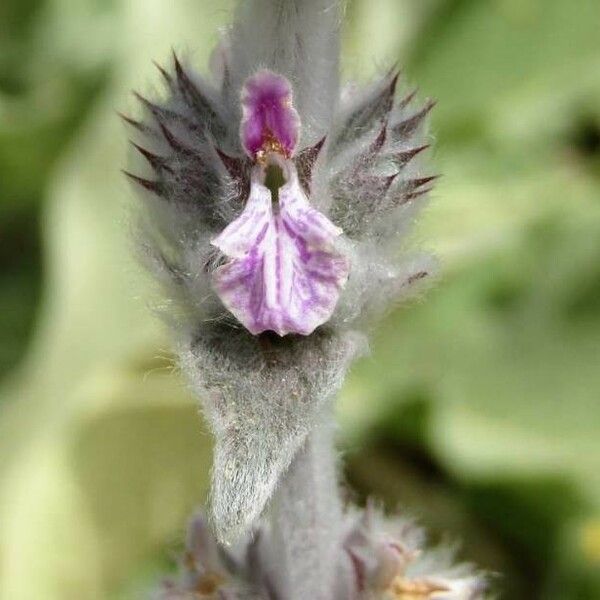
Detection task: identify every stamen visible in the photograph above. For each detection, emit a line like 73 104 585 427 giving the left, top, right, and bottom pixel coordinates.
388 576 450 599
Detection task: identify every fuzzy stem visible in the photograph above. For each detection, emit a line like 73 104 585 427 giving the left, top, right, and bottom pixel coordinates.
268 408 343 600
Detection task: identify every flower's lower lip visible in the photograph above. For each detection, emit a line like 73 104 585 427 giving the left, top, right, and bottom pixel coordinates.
212 151 348 337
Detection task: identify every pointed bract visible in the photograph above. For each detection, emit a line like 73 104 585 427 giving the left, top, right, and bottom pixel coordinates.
179 326 363 543
123 170 166 197
392 99 436 139
295 136 326 193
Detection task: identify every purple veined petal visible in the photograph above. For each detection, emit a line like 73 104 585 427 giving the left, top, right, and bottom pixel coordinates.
278 179 343 245
211 166 349 336
240 70 300 158
211 176 272 259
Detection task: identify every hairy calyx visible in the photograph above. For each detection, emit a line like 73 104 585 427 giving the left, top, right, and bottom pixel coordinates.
212 70 349 336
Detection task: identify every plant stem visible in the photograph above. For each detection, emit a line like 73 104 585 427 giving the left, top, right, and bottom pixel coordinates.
269 408 343 600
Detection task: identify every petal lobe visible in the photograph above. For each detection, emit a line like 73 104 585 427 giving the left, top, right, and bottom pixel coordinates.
212 171 348 336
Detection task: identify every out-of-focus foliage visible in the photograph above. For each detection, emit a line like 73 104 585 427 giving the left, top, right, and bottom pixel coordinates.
0 0 598 598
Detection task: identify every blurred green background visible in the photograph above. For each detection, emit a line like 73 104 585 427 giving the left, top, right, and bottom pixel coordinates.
1 0 599 598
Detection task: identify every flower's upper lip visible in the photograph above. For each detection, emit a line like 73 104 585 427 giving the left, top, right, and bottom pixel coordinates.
240 69 300 160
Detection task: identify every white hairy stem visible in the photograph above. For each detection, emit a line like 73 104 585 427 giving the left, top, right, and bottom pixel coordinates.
268 408 343 600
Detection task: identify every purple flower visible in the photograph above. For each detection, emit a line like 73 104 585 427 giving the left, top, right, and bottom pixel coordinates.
212 70 349 336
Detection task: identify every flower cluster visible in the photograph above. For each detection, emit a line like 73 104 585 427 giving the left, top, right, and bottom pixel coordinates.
125 0 435 542
125 1 489 596
156 508 486 600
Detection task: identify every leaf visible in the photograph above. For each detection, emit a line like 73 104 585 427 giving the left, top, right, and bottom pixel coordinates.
407 0 600 145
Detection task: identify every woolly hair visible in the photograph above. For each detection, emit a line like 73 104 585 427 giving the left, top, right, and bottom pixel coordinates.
124 0 436 541
155 505 488 599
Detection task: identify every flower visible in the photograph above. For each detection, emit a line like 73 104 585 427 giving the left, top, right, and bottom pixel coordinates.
212 70 349 336
340 504 488 599
124 0 436 541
